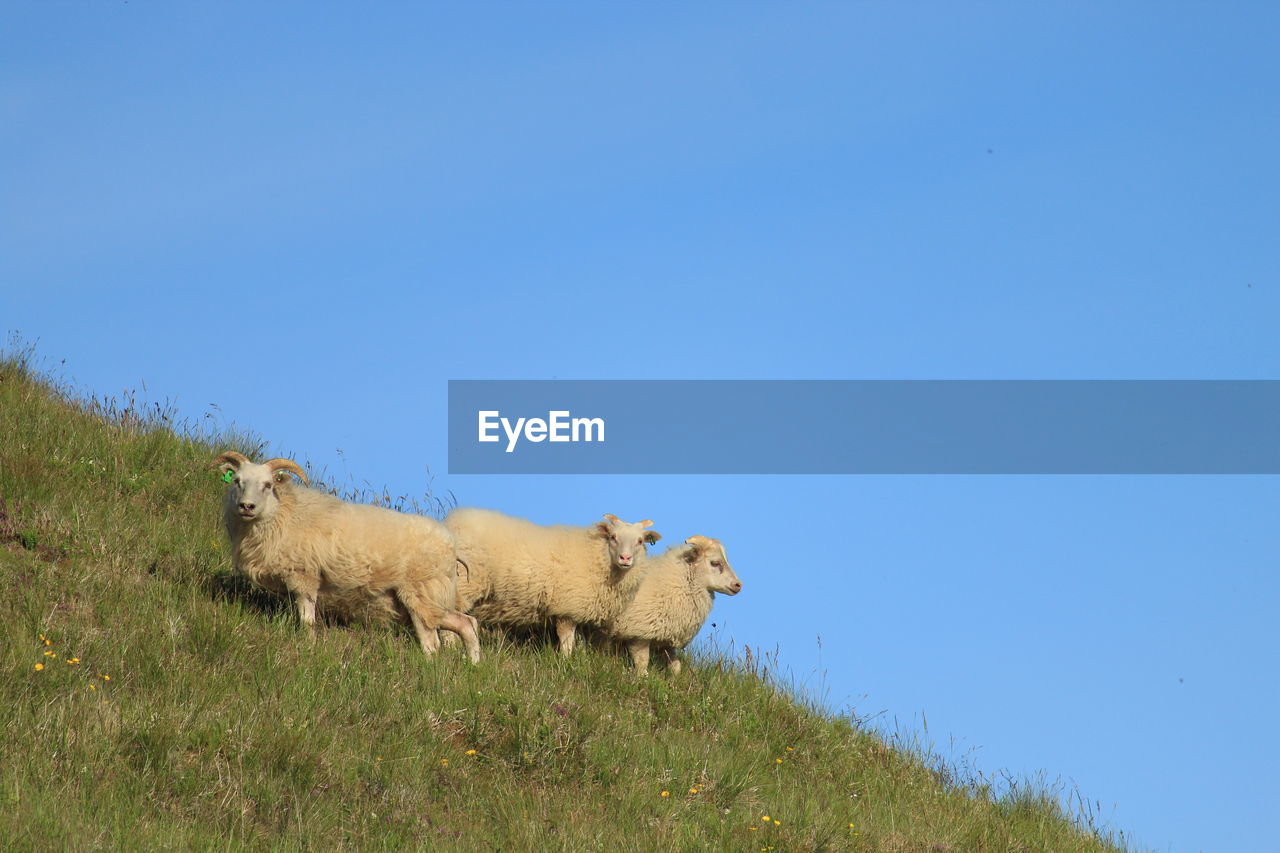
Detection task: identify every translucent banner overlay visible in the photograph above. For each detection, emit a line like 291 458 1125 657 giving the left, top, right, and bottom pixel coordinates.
447 380 1280 474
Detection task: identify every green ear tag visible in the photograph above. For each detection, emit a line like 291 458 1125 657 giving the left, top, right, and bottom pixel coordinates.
221 469 234 483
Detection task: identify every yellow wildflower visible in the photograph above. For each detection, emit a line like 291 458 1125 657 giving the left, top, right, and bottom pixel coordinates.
761 815 770 822
689 787 699 794
660 791 670 797
101 675 110 680
786 746 794 751
439 759 448 767
43 651 55 657
775 758 783 764
465 749 477 755
66 658 80 665
34 663 44 671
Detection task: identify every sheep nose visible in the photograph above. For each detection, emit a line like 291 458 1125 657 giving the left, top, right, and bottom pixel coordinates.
730 582 742 593
239 502 255 511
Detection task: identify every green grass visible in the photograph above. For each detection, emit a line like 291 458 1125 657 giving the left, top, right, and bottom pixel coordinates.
0 348 1137 852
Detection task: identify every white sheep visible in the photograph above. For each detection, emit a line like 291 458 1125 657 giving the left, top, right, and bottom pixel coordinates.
215 451 480 662
606 534 742 675
444 508 661 655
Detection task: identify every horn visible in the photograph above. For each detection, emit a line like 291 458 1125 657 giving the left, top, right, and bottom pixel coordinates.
265 458 309 484
213 450 250 469
602 513 620 524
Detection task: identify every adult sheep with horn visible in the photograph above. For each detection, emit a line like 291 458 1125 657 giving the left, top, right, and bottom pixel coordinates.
214 451 480 662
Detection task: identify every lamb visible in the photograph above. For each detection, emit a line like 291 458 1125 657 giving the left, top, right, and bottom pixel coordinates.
606 534 742 675
444 508 661 655
215 451 480 662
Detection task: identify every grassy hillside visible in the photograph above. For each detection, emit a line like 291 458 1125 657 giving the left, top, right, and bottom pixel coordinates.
0 352 1134 852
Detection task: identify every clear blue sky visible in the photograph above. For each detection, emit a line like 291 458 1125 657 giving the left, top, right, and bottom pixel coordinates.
4 5 1277 851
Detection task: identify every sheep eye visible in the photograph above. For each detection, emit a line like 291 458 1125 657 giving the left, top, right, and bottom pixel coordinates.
711 560 722 568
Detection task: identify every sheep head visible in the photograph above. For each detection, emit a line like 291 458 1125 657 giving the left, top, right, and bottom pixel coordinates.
215 452 308 525
596 514 662 570
684 535 742 595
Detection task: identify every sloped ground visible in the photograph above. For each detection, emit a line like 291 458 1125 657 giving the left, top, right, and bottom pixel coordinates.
0 353 1133 851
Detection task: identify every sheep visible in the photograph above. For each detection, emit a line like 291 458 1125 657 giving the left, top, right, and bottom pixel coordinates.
444 508 661 655
215 451 480 662
606 534 742 675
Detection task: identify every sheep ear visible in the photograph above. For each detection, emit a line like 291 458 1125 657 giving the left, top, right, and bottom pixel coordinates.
684 535 713 551
595 521 611 537
643 530 662 545
601 513 620 525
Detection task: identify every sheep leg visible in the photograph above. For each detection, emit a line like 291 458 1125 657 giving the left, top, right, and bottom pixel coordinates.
662 647 683 676
405 606 443 656
398 583 477 661
440 585 471 650
627 639 651 675
438 611 481 664
555 618 577 656
287 576 320 634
